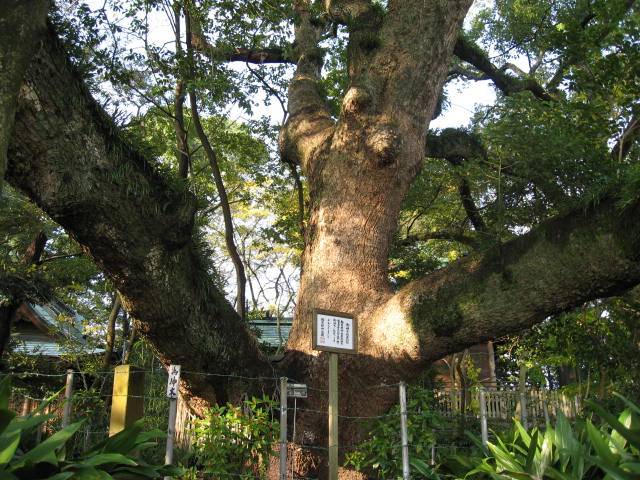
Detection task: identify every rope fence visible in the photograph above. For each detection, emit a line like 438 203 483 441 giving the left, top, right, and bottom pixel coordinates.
2 368 583 479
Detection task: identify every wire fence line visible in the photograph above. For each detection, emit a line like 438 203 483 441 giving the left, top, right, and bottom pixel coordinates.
2 368 583 479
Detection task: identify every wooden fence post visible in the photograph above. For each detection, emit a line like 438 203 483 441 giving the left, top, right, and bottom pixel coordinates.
62 369 74 428
520 391 528 429
279 377 288 480
399 382 410 480
479 388 488 447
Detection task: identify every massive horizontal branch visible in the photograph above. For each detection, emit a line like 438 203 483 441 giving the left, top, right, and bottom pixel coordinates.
398 195 640 362
0 0 50 190
5 25 270 410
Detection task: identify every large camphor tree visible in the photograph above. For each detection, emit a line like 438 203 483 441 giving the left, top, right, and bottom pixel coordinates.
2 0 639 475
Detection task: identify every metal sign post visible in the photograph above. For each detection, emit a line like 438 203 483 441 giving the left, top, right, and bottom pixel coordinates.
279 377 288 480
165 364 180 475
399 382 410 480
312 309 358 480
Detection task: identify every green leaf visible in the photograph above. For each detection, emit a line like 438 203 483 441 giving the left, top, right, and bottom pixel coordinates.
410 458 436 477
111 464 161 478
13 420 83 468
536 432 553 479
0 411 15 435
588 401 640 448
90 421 143 455
75 453 138 468
516 421 532 448
587 421 618 465
525 430 538 474
0 471 19 480
5 414 55 434
591 457 637 480
545 466 571 480
45 473 75 480
0 432 20 465
67 467 113 480
613 394 640 417
619 463 640 474
611 410 632 452
488 442 525 474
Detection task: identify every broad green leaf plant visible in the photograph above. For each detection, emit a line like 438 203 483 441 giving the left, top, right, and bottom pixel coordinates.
467 394 640 480
0 376 182 479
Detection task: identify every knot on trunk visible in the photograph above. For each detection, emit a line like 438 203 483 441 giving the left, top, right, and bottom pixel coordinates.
367 124 400 167
341 86 372 115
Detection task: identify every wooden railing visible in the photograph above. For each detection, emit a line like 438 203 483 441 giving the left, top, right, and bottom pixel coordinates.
433 388 580 425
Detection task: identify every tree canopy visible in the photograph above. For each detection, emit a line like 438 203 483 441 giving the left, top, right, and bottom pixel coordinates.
1 0 639 475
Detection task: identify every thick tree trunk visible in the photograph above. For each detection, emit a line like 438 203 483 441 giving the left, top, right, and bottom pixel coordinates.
0 301 19 362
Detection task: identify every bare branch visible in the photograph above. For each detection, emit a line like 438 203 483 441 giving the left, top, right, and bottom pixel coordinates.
37 252 83 264
400 230 479 248
453 35 555 101
611 114 640 162
425 129 488 232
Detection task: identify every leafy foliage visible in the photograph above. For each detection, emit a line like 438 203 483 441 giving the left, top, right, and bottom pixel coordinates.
186 395 279 479
496 295 640 402
345 387 445 479
0 376 182 479
464 394 640 480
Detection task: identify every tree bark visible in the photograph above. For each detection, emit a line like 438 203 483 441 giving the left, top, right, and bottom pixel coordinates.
5 24 269 412
102 293 121 369
0 301 19 362
0 0 50 190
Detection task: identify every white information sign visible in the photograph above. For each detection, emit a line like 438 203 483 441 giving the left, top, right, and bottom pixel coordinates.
287 383 308 398
312 310 357 354
166 364 181 399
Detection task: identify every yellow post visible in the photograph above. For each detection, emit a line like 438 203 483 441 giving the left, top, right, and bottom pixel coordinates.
109 365 145 436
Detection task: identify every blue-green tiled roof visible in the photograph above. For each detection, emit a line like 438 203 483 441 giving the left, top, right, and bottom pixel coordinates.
250 318 293 348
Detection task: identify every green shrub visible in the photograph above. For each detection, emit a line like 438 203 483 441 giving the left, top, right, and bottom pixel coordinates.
186 395 278 479
466 393 640 480
0 376 182 479
345 387 444 479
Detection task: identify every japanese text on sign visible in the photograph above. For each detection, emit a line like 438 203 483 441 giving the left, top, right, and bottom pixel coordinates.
287 383 308 398
166 364 181 399
312 310 357 354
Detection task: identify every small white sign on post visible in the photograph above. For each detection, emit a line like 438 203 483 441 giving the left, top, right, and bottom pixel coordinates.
166 365 181 399
287 383 308 398
312 309 358 354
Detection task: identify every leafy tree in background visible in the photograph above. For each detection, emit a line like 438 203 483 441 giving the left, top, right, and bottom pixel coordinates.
496 290 640 403
1 0 639 476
